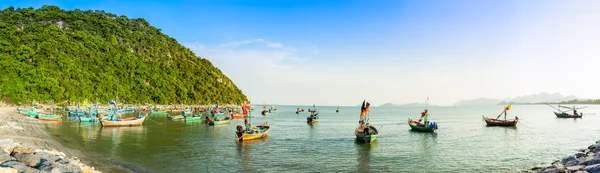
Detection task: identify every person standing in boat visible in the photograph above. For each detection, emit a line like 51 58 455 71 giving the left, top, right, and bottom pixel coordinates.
359 100 370 127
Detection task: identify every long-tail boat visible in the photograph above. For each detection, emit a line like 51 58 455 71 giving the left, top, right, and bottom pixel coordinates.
355 100 379 143
546 104 584 118
408 109 438 132
38 102 61 121
235 100 270 142
100 115 146 127
306 105 319 124
483 104 518 126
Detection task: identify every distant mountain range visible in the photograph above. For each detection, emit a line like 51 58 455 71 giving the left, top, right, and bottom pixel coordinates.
453 92 580 106
379 102 439 107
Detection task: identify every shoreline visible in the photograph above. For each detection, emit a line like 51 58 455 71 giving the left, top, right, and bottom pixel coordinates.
0 106 101 172
527 140 600 172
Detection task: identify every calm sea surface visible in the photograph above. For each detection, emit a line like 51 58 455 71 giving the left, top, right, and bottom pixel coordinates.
42 105 600 172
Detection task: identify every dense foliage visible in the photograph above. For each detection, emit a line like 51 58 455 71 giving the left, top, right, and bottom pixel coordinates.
0 6 247 105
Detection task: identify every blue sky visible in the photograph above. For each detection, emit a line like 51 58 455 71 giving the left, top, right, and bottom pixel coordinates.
3 0 600 106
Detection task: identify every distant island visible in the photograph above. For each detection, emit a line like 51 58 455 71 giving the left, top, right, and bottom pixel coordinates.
501 99 600 105
453 92 586 106
0 6 246 105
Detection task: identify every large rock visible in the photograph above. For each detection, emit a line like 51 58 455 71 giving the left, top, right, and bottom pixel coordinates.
38 162 83 173
9 146 33 156
0 139 19 155
566 160 580 167
563 155 578 165
12 152 41 167
567 165 586 172
0 167 18 173
584 164 600 172
0 160 39 173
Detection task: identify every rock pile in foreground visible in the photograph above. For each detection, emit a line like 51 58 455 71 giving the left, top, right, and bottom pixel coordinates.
528 140 600 173
0 139 100 173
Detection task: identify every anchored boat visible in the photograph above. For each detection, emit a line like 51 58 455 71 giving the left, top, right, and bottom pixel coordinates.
483 104 518 126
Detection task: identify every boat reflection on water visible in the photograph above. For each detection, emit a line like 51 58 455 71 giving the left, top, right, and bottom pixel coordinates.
39 119 61 127
236 137 269 172
76 122 99 144
355 140 376 172
99 126 146 155
409 129 438 152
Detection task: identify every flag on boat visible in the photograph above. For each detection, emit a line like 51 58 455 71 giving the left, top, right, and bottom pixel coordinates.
506 104 512 111
109 100 116 105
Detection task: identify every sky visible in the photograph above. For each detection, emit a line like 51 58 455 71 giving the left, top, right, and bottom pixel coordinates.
2 0 600 106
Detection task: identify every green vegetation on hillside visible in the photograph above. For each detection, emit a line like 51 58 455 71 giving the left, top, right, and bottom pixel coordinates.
0 6 246 104
548 99 600 104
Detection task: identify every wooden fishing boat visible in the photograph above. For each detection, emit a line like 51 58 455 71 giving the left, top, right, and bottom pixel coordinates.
408 119 438 132
235 121 270 141
78 116 98 122
38 114 61 121
28 111 39 118
232 114 245 119
208 119 229 125
185 116 202 122
355 125 378 142
261 110 269 115
307 108 319 124
546 104 586 118
150 110 167 114
355 100 378 142
483 104 518 127
554 112 582 118
100 116 146 127
483 116 518 126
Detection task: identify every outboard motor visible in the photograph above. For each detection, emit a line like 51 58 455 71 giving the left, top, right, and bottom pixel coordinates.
236 125 244 141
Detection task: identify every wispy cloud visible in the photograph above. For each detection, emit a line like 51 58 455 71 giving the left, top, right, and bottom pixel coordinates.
217 39 284 49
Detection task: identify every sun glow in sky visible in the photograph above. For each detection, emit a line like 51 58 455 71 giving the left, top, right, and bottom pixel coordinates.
4 0 600 106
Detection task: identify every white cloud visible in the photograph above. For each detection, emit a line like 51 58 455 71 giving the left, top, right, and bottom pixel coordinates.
217 39 284 49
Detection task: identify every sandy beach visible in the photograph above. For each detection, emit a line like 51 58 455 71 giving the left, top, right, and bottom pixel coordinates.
0 105 100 172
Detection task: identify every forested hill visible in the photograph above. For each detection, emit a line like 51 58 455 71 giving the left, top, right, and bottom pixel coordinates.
0 6 247 105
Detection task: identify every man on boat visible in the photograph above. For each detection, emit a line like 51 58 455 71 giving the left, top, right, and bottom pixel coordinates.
359 100 370 127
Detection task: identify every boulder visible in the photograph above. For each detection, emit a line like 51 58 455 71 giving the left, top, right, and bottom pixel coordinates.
577 153 586 158
584 164 600 172
566 160 580 167
567 165 586 172
0 160 39 173
12 152 41 167
38 162 83 173
563 156 578 165
0 139 18 154
9 146 33 156
0 166 18 173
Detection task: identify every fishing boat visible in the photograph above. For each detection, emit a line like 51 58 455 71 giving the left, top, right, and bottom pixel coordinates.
307 105 319 124
208 119 230 125
185 115 202 122
235 100 270 142
235 122 270 141
38 114 61 121
78 116 97 122
232 113 245 119
166 114 184 120
269 106 278 113
355 100 379 143
261 103 269 115
408 109 438 132
483 104 518 126
100 115 146 127
546 104 584 118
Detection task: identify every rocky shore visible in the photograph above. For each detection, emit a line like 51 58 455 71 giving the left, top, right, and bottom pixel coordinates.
0 106 100 173
528 140 600 173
